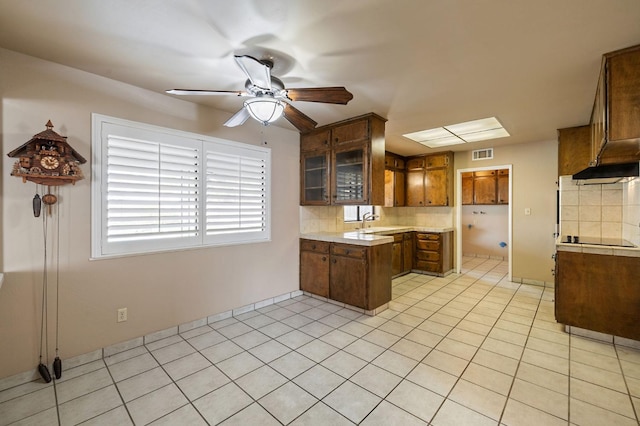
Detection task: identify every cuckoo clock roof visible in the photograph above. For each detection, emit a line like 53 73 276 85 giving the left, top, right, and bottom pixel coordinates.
7 120 86 164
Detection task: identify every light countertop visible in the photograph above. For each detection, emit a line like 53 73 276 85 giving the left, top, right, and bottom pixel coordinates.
301 226 454 247
556 239 640 257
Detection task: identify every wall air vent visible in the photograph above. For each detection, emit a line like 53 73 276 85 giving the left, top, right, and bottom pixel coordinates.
472 148 493 161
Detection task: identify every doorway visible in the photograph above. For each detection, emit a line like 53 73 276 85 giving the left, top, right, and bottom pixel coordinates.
455 165 513 281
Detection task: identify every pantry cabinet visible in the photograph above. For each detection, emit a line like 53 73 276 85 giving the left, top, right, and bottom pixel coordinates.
413 231 453 276
300 113 386 206
405 152 453 207
300 239 392 311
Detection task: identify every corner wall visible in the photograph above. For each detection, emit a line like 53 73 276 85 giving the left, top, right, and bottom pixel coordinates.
0 48 300 379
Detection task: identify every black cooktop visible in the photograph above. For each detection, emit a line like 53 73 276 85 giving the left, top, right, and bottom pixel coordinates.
564 236 636 247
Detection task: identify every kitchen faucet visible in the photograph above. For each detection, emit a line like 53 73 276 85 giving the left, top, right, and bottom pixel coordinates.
361 212 378 230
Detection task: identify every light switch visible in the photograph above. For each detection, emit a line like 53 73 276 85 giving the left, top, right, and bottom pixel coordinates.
524 208 531 216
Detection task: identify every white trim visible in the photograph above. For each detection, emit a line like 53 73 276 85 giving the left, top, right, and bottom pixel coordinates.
455 164 512 281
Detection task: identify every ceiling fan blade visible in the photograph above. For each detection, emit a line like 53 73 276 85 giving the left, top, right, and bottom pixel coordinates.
234 55 271 90
285 87 353 105
283 103 318 133
166 89 247 96
224 108 251 127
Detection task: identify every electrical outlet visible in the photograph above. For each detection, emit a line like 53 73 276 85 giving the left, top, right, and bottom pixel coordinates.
117 308 128 323
524 208 531 216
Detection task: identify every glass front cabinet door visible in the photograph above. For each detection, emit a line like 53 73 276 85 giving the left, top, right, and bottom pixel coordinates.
301 150 330 205
332 144 368 205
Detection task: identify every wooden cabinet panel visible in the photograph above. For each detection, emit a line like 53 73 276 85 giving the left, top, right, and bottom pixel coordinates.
300 240 330 297
497 169 509 204
557 126 591 176
462 172 473 205
556 250 640 340
301 130 330 152
332 119 368 146
330 254 367 308
473 173 496 204
391 240 403 277
424 167 449 206
384 169 405 207
402 233 413 273
406 169 425 206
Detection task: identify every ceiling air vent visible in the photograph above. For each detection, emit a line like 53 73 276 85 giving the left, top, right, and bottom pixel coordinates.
472 148 493 161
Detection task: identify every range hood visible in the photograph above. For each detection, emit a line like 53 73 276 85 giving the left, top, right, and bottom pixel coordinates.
572 161 639 184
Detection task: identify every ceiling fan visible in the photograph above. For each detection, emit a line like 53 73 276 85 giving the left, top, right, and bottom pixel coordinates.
167 55 354 133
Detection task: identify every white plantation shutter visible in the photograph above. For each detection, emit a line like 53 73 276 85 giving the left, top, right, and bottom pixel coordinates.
205 145 269 243
92 115 270 258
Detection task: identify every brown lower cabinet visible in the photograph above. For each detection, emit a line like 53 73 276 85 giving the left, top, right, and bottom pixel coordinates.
555 250 640 340
413 231 453 276
390 232 414 277
300 239 392 311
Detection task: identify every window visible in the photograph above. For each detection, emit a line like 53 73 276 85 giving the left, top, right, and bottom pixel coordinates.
91 114 270 258
343 205 375 223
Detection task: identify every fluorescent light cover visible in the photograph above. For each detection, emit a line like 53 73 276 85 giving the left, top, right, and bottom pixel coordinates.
459 127 510 142
404 116 509 146
420 135 465 147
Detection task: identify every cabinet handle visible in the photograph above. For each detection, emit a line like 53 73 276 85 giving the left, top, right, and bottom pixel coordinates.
322 256 327 261
345 249 350 254
332 259 337 264
335 137 339 142
312 244 316 250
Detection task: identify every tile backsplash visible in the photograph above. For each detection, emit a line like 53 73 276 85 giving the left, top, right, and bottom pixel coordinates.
299 206 453 233
559 175 638 244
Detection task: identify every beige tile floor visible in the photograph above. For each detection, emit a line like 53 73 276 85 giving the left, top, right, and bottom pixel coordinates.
1 256 639 425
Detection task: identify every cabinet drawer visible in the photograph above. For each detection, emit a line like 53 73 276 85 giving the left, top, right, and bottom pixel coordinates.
403 232 413 241
416 233 440 241
416 250 440 261
331 244 367 259
332 120 369 145
416 240 440 251
415 260 441 273
393 234 403 243
300 239 330 253
301 130 331 152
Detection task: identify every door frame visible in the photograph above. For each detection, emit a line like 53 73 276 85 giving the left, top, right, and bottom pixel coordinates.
455 164 513 281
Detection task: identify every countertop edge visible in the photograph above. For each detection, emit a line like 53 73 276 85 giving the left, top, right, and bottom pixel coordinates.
301 226 454 247
556 241 640 257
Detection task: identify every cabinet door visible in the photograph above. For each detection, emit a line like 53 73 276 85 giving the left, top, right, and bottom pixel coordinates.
473 171 497 204
424 168 448 206
406 170 425 206
395 171 406 206
497 169 509 204
300 250 330 297
391 241 403 276
332 119 369 146
330 254 367 308
332 144 368 204
301 150 330 205
402 233 413 273
462 172 474 205
384 169 406 207
301 129 331 152
425 153 449 169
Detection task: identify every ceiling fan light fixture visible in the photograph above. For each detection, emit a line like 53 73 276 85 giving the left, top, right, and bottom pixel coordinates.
244 97 284 125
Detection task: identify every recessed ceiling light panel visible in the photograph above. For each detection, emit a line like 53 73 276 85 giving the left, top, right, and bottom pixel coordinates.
404 116 509 146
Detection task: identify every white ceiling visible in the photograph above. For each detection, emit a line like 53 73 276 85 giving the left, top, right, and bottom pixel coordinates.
1 0 639 156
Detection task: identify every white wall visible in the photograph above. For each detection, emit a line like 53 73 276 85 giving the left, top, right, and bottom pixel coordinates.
0 48 301 379
461 204 509 259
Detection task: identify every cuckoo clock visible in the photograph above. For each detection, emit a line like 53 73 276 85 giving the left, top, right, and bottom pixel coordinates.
8 120 86 186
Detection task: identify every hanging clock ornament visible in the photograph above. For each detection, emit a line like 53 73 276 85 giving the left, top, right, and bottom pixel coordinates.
8 120 86 215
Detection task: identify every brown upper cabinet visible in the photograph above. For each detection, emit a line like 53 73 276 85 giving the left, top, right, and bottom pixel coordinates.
590 44 640 166
384 152 405 207
405 152 454 207
557 125 591 176
462 169 509 205
300 113 386 206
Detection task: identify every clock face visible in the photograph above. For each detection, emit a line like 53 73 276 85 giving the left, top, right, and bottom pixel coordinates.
40 156 60 170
